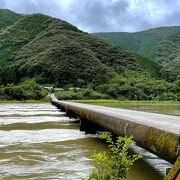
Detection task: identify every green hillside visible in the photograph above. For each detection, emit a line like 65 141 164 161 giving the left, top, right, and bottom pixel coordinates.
165 55 180 72
0 9 161 86
0 9 179 101
0 13 54 65
159 55 180 82
0 9 23 29
92 26 180 66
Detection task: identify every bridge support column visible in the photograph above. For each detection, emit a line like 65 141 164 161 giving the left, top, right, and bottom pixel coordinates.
66 109 79 118
80 118 106 134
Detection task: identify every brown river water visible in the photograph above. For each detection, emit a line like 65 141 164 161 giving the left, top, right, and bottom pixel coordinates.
0 103 175 180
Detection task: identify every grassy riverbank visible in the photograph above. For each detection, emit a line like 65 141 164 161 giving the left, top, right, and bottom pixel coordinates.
0 79 50 102
69 99 180 104
69 100 180 116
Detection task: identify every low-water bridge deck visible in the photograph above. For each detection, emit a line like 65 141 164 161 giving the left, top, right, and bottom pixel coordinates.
51 95 180 169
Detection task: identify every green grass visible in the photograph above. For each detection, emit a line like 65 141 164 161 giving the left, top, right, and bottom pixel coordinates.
69 99 180 104
68 99 180 115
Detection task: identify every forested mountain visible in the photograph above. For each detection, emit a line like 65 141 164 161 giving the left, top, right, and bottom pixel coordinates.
0 9 160 86
0 9 23 29
93 26 180 69
0 9 179 101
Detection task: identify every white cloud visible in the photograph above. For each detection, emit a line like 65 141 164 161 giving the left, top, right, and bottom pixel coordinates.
0 0 179 32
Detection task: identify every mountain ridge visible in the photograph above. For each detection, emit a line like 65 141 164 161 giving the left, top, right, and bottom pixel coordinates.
0 9 179 101
0 9 161 86
92 26 180 67
0 9 23 29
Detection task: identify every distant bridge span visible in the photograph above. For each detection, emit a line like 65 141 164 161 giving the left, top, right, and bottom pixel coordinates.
51 95 180 165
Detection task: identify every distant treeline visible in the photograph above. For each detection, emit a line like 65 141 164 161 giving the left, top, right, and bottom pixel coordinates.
56 71 180 101
0 79 48 101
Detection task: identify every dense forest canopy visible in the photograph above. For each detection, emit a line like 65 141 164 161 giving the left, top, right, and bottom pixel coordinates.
93 26 180 81
0 9 161 86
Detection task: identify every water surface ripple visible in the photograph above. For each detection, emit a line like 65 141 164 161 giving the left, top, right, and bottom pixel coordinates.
0 103 172 179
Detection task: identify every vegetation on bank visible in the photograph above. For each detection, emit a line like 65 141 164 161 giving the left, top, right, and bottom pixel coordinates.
69 99 180 104
89 133 141 179
95 71 180 101
0 79 48 101
55 71 180 101
55 88 110 100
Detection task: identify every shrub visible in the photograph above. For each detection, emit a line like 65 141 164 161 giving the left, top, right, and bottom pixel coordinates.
95 71 180 101
89 133 141 179
0 79 48 100
55 88 110 100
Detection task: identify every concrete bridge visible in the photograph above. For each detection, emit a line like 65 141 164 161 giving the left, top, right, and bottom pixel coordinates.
51 95 180 178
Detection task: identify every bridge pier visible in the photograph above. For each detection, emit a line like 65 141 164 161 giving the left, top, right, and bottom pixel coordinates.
66 109 79 118
80 117 106 134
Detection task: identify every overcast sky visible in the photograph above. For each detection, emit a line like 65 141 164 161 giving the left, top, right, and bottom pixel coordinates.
0 0 180 32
